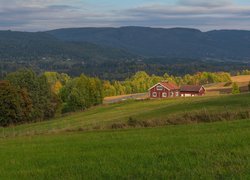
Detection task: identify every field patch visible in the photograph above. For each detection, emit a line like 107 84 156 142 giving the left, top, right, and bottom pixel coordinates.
0 93 250 138
0 120 249 179
231 75 250 83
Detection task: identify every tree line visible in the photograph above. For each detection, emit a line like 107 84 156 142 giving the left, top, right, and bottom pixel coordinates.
0 69 103 126
0 69 239 126
103 71 232 97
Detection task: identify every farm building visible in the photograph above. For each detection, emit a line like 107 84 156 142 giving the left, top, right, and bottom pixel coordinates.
149 82 180 98
180 85 205 97
149 82 206 98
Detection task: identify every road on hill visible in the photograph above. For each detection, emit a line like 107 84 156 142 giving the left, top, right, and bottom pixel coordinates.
104 93 148 104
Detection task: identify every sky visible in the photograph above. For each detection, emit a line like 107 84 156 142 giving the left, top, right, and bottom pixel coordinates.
1 0 250 31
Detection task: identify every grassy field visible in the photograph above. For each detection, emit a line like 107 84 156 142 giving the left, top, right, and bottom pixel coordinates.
205 75 250 95
231 75 250 83
0 93 250 179
1 93 250 138
0 120 249 179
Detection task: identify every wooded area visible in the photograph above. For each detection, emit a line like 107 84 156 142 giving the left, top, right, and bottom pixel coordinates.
0 69 247 126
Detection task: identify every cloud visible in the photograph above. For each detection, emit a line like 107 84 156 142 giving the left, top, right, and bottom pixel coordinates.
177 0 233 8
120 2 250 30
0 0 250 31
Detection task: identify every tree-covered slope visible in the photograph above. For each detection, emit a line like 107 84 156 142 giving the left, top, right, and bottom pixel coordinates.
47 27 250 59
1 93 250 138
0 30 135 62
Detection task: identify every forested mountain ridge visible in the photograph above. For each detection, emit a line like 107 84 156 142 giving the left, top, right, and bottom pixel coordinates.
0 30 135 61
1 27 250 79
47 27 250 59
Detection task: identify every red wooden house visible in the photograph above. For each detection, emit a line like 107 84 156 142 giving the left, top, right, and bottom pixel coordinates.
180 85 205 97
149 82 180 98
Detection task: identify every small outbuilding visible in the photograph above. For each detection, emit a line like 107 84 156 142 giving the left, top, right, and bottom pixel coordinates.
149 82 180 98
180 85 205 97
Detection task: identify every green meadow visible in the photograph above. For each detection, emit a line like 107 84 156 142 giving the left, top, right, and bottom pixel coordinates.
0 93 250 179
1 93 250 137
0 120 249 179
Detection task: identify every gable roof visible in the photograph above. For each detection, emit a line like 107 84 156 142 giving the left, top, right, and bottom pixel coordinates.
149 82 179 91
180 85 204 92
160 82 179 90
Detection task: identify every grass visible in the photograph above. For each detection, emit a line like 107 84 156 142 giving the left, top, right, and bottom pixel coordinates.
1 93 250 137
0 93 250 179
0 120 249 179
231 75 250 83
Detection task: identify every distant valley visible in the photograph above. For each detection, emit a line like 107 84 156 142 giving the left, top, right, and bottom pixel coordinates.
1 27 250 79
47 27 250 60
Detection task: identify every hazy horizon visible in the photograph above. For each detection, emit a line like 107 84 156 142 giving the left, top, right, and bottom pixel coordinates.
1 0 250 31
3 26 250 33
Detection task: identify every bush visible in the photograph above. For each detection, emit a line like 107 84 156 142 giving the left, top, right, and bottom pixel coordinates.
232 82 240 94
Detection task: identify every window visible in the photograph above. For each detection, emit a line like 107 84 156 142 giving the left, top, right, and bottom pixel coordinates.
152 92 157 97
170 92 174 97
176 91 179 96
162 92 167 97
156 85 163 91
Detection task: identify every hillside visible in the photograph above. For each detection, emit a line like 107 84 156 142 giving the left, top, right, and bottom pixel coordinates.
0 120 249 179
1 28 250 79
1 93 250 138
47 27 250 60
0 30 135 61
0 93 250 178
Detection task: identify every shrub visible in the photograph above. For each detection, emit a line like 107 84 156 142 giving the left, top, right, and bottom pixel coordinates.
232 82 240 94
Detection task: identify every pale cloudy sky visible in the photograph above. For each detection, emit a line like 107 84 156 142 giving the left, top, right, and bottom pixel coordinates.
1 0 250 31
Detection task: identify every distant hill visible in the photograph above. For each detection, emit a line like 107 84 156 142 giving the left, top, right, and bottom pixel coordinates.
47 27 250 60
1 27 250 79
0 30 135 62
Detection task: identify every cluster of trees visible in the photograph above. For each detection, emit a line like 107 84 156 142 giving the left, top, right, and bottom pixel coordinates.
0 70 61 126
1 69 245 126
0 69 103 126
103 71 232 96
2 58 249 81
59 75 103 112
237 69 250 75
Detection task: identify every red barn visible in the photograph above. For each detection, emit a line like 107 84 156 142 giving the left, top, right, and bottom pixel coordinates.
180 85 205 97
149 82 180 98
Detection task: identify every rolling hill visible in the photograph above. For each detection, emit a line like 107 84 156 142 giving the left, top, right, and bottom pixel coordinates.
47 27 250 60
0 120 249 179
1 27 250 79
0 93 250 179
1 93 250 138
0 30 135 62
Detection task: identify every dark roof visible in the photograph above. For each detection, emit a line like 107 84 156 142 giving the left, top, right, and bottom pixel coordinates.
180 85 203 92
149 82 179 91
161 82 179 90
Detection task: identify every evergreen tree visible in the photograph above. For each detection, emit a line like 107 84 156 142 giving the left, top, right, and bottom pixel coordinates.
232 82 240 94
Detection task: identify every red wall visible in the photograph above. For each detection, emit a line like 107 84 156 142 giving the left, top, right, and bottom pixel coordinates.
180 87 205 97
149 86 179 98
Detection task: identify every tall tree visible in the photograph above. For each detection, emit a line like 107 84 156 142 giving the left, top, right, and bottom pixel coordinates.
6 69 59 120
232 82 240 94
0 81 32 126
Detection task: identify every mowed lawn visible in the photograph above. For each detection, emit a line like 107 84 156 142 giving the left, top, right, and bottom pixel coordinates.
0 120 249 179
1 93 250 137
